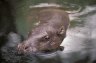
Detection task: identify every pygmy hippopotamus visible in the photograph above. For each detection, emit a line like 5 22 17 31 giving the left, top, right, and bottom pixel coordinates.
17 8 70 54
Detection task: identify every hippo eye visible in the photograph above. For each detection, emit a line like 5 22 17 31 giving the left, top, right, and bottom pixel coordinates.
44 35 50 40
40 35 50 42
41 35 50 41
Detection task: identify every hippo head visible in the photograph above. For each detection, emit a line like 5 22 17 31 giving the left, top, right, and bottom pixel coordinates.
17 23 66 54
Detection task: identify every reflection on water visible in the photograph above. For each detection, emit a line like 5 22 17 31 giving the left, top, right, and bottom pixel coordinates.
0 0 96 63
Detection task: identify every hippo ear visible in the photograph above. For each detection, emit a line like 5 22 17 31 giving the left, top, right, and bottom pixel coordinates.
57 26 65 35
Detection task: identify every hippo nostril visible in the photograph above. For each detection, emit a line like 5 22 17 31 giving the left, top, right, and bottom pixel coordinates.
24 46 29 50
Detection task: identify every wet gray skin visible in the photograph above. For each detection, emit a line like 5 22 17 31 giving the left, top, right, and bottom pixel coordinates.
17 8 69 54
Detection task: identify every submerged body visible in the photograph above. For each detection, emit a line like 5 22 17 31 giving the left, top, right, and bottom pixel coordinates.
18 8 69 54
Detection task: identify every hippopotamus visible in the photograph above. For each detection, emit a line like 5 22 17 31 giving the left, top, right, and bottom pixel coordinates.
17 8 69 54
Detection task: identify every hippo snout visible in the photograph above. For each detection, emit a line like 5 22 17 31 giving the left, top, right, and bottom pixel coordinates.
17 41 38 54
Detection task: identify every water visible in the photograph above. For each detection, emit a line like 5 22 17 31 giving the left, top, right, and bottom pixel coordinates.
0 0 96 63
60 5 96 63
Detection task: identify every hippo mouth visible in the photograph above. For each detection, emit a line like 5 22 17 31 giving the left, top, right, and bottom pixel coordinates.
35 46 64 55
34 50 62 59
17 45 64 56
40 49 58 54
